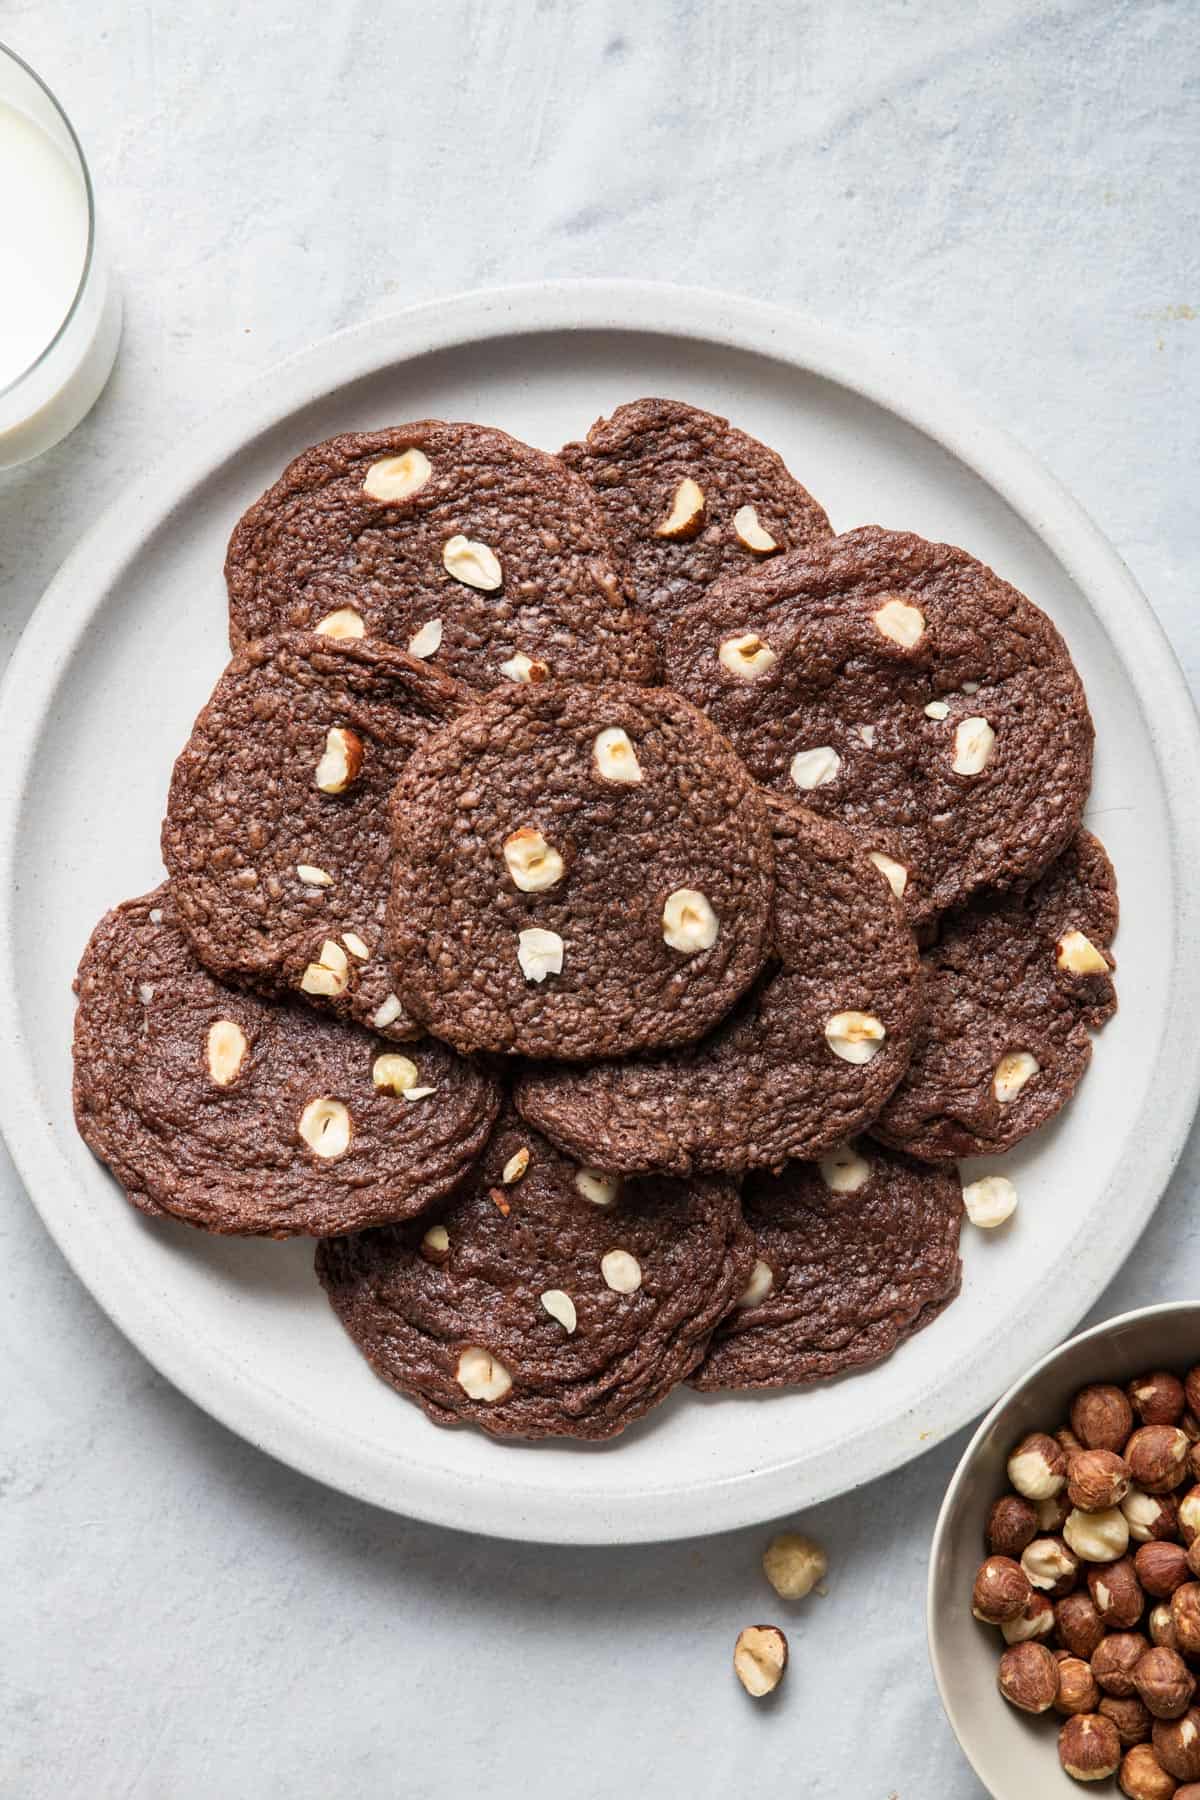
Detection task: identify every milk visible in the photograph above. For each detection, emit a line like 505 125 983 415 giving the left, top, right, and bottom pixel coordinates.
0 100 88 391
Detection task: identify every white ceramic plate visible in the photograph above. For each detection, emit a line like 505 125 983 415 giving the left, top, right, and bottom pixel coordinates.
2 281 1198 1546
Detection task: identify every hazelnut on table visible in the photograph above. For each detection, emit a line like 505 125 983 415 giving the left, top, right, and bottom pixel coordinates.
761 1532 827 1600
733 1625 788 1697
1120 1742 1182 1799
1059 1712 1122 1781
998 1641 1059 1714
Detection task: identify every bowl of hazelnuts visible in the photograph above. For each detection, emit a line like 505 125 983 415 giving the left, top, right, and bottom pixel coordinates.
929 1302 1200 1797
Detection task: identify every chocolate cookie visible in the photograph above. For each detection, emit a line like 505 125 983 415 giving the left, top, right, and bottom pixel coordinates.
872 831 1117 1161
72 889 501 1237
316 1108 752 1439
163 633 464 1039
515 797 921 1173
225 423 657 691
386 681 775 1060
692 1143 963 1390
561 398 831 636
664 526 1095 927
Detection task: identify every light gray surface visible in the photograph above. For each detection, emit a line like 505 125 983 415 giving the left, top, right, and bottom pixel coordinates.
2 3 1196 1794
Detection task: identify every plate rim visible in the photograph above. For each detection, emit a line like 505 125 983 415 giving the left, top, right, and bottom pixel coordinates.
2 277 1198 1545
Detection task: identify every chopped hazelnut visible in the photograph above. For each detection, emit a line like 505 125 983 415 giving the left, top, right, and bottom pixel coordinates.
1101 1694 1154 1747
998 1640 1059 1713
1057 1592 1107 1659
1073 1384 1136 1452
1008 1431 1068 1500
1153 1707 1200 1781
1022 1535 1080 1596
1070 1448 1133 1512
1135 1646 1196 1720
733 1624 787 1697
1094 1634 1152 1698
1056 1656 1102 1717
973 1554 1033 1622
1131 1373 1188 1428
1059 1713 1122 1781
1120 1742 1182 1799
987 1494 1039 1558
1137 1541 1191 1599
762 1532 827 1600
1128 1427 1192 1496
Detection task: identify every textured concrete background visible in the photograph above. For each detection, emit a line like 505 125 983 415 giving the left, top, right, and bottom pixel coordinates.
2 3 1197 1794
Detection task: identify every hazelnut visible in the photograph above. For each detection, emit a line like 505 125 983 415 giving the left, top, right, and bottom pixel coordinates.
1135 1647 1196 1720
1151 1604 1181 1651
371 1053 421 1097
1137 1542 1192 1599
407 618 442 659
1057 1592 1107 1659
455 1347 512 1403
737 1259 774 1308
1191 1444 1200 1484
962 1174 1018 1228
1183 1411 1200 1444
1059 1426 1086 1456
1056 929 1112 977
817 1144 872 1193
297 862 334 887
574 1169 620 1207
516 928 564 983
314 725 364 795
592 726 643 785
1186 1371 1200 1420
498 652 550 684
1059 1713 1122 1781
789 745 842 790
296 1095 352 1160
600 1249 642 1294
1094 1634 1151 1698
1171 1585 1200 1655
662 888 719 955
1127 1489 1183 1544
362 447 431 502
655 477 705 541
503 826 565 893
762 1532 827 1600
1154 1708 1200 1781
1066 1505 1132 1564
539 1290 577 1334
1177 1487 1200 1545
951 714 996 775
315 607 365 640
1074 1384 1136 1452
1129 1428 1192 1495
993 1050 1040 1104
987 1494 1039 1558
1022 1536 1080 1596
299 937 351 998
823 1010 886 1065
1101 1695 1154 1747
1056 1656 1103 1716
1070 1448 1133 1511
1120 1743 1182 1799
205 1018 248 1086
1008 1431 1068 1500
731 506 779 554
732 1624 787 1697
998 1640 1059 1713
442 534 503 591
420 1224 450 1264
1177 1787 1200 1799
1039 1491 1074 1533
1002 1591 1057 1644
1090 1557 1145 1628
972 1555 1032 1623
718 631 778 680
1131 1374 1188 1428
868 850 909 900
871 595 926 649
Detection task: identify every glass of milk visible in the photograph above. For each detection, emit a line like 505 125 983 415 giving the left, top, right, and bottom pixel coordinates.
0 43 121 468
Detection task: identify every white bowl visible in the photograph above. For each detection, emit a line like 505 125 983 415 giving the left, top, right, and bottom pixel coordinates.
928 1301 1200 1796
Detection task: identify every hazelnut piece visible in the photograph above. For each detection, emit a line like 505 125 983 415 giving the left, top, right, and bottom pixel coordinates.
762 1532 827 1600
592 726 644 785
951 715 996 775
503 826 565 893
1056 1591 1106 1659
655 477 705 541
998 1640 1059 1713
206 1018 248 1086
1131 1374 1188 1428
1101 1694 1154 1747
972 1554 1032 1623
867 850 908 899
662 888 719 955
1129 1427 1191 1495
362 448 431 502
516 928 564 983
1137 1542 1191 1599
1070 1448 1133 1511
737 1259 774 1308
407 619 442 659
314 725 364 795
1151 1604 1181 1650
539 1290 577 1334
1094 1634 1151 1698
993 1050 1040 1105
1059 1713 1122 1781
1008 1430 1068 1500
823 1009 887 1065
789 744 842 790
600 1249 642 1295
1089 1556 1145 1628
297 1095 352 1160
732 506 779 554
574 1169 620 1208
1002 1592 1056 1644
455 1347 512 1403
987 1493 1039 1558
818 1144 872 1194
962 1174 1017 1229
1023 1535 1080 1596
1065 1504 1131 1563
1154 1708 1200 1781
371 1053 421 1096
498 651 550 684
420 1224 450 1263
1073 1384 1136 1452
315 607 365 640
718 631 778 680
871 594 925 649
1120 1743 1182 1799
733 1624 787 1697
1172 1585 1200 1654
1127 1489 1183 1544
1135 1647 1196 1720
442 534 502 591
1056 1656 1102 1717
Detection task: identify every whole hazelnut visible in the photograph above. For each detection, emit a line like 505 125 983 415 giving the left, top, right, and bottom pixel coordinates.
1126 1489 1182 1544
1130 1373 1188 1428
972 1554 1031 1623
1128 1427 1192 1496
1150 1603 1181 1651
1089 1556 1145 1628
998 1639 1059 1714
1101 1694 1154 1746
1180 1487 1200 1546
1056 1655 1102 1716
1059 1712 1122 1781
1001 1591 1056 1644
761 1532 827 1599
986 1493 1039 1559
1185 1368 1200 1420
1073 1384 1136 1452
1022 1535 1081 1596
1008 1431 1068 1500
1135 1646 1197 1720
1187 1540 1200 1581
1120 1742 1183 1799
1065 1505 1132 1564
1070 1448 1134 1511
1153 1707 1200 1781
1038 1491 1073 1533
1094 1634 1152 1698
1057 1591 1108 1660
1171 1584 1200 1655
1138 1541 1193 1599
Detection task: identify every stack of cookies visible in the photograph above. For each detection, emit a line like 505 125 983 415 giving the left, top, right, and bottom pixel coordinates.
72 399 1117 1442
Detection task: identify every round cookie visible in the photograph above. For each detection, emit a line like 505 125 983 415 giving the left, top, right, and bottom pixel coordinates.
515 797 921 1174
386 681 775 1060
315 1107 752 1440
72 889 501 1237
560 397 831 637
664 526 1095 927
872 831 1117 1161
224 423 657 691
163 633 464 1040
691 1142 963 1391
